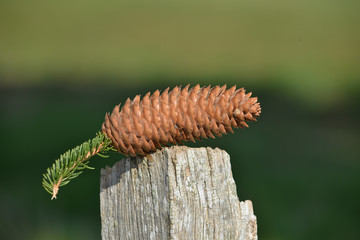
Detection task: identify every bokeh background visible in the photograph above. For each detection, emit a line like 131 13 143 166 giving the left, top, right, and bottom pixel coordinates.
1 1 359 239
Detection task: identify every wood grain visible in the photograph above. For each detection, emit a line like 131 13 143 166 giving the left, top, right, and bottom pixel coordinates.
100 146 257 240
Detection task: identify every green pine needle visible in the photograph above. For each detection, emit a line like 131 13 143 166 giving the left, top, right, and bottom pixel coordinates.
42 132 116 199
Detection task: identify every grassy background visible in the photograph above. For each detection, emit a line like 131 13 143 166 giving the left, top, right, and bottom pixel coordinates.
0 1 359 239
1 1 360 103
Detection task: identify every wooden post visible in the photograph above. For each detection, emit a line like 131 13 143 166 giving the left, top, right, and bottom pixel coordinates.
100 146 257 240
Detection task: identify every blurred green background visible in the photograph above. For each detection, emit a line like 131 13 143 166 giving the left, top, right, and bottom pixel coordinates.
1 0 359 239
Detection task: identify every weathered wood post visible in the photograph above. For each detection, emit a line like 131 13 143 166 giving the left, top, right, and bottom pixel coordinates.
100 146 257 240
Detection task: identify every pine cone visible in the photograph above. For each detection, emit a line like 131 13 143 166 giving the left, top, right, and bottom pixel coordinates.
102 84 261 156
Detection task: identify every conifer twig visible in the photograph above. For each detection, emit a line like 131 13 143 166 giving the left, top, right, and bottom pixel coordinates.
42 132 116 199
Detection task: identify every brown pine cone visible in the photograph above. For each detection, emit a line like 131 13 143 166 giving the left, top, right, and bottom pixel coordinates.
102 84 261 156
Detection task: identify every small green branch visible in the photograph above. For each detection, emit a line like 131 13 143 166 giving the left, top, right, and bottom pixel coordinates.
42 132 116 199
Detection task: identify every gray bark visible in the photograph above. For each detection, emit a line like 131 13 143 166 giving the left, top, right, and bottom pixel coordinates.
100 146 257 240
